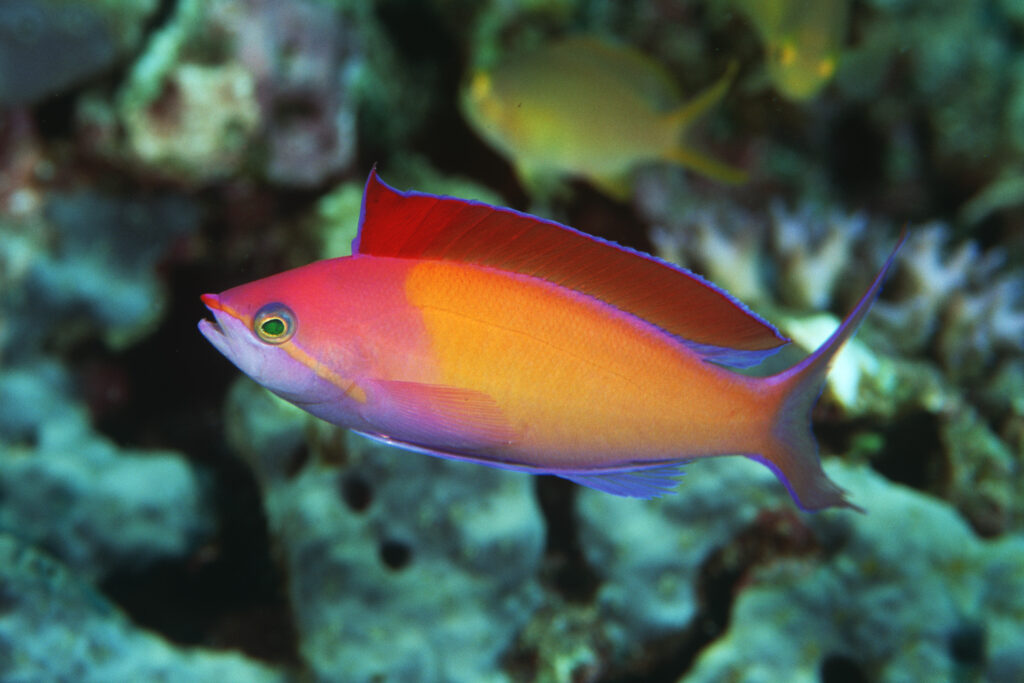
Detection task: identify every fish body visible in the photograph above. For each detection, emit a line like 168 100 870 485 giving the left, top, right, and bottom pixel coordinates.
734 0 848 100
460 36 746 198
200 171 902 510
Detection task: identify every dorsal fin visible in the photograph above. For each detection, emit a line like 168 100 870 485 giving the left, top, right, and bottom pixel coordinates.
355 170 787 366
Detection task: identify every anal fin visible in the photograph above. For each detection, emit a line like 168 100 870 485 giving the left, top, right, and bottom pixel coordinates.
561 461 689 498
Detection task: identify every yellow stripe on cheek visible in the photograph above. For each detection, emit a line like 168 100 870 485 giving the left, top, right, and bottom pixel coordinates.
283 342 368 404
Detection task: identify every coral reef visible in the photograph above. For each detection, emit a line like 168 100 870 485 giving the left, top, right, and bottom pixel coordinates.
0 361 211 582
0 80 224 677
1 0 1021 680
81 0 368 186
0 533 284 682
644 185 1024 392
840 0 1024 195
686 464 1024 682
0 191 214 583
577 457 782 643
225 378 546 682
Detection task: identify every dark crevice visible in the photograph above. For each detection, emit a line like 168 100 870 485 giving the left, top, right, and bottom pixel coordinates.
379 539 412 571
283 441 311 479
948 620 987 667
869 411 947 493
100 449 300 667
534 477 600 603
368 0 527 207
68 192 307 665
339 473 373 512
816 410 947 496
827 106 887 207
142 0 181 40
567 183 655 254
820 653 871 683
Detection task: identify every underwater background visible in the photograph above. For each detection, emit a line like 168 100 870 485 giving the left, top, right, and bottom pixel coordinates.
1 0 1022 681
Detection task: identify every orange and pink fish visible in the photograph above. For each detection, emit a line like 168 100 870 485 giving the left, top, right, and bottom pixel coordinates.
200 171 903 511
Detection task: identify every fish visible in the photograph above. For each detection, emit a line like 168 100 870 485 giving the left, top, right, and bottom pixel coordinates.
459 35 747 200
199 170 904 511
733 0 848 101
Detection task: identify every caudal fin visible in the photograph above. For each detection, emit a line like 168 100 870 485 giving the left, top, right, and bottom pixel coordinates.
754 230 906 511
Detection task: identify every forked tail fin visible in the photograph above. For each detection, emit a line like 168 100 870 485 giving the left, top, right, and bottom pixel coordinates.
754 230 906 511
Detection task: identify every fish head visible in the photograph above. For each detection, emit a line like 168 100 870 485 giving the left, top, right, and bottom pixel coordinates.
766 38 838 100
198 261 362 406
461 70 501 126
199 291 318 403
762 1 847 102
459 69 524 154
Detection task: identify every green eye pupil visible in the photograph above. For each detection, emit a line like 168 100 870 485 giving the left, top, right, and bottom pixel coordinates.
253 303 296 344
261 318 285 336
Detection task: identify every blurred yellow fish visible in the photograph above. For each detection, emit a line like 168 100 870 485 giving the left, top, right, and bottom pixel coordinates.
460 36 746 199
733 0 848 100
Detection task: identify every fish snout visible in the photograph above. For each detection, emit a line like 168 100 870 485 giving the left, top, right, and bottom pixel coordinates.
201 293 224 311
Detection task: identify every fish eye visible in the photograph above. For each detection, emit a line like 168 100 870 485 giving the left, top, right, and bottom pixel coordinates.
253 303 296 344
777 42 798 67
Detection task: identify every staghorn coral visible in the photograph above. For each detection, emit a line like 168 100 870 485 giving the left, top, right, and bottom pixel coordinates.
639 173 1024 391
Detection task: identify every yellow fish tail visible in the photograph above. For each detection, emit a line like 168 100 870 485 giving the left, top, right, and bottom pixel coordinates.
663 146 748 185
662 61 747 184
664 61 739 131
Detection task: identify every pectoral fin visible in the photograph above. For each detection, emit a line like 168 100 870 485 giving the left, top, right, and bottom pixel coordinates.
371 379 517 451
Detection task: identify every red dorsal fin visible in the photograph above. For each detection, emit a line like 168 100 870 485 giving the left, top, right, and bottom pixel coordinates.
355 170 787 366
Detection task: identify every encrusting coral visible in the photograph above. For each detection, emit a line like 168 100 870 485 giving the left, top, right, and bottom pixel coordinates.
0 533 285 681
684 464 1024 682
225 378 546 683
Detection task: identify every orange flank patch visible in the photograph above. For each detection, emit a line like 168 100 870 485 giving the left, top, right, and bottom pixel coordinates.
403 260 765 469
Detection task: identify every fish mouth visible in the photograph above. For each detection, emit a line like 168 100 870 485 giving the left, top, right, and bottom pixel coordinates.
198 317 224 338
198 293 229 343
